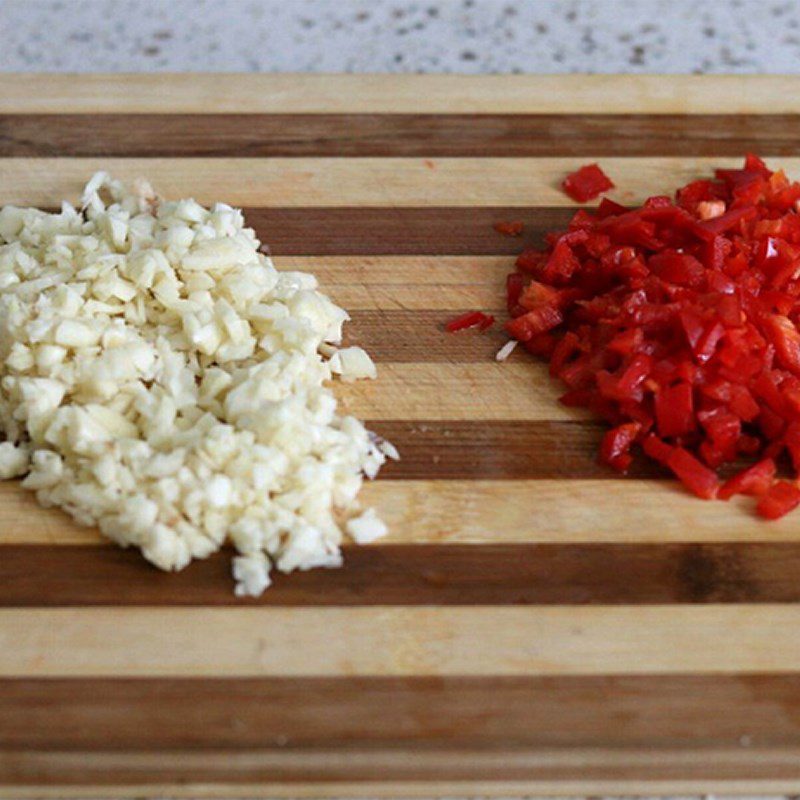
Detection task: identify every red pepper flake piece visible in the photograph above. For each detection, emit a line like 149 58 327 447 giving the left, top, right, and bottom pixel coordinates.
496 154 800 521
642 434 674 464
562 163 615 203
757 480 800 520
667 447 720 499
655 382 695 438
444 310 494 333
696 205 756 237
597 196 628 218
493 220 524 237
762 314 800 375
599 422 641 473
506 305 563 342
506 272 525 315
718 458 776 500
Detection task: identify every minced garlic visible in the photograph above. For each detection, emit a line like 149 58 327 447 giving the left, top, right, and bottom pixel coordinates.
0 173 396 596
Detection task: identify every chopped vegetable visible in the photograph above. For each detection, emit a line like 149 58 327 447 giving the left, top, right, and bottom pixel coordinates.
666 447 720 500
0 173 397 597
562 163 615 203
757 481 800 520
493 220 524 237
503 155 800 520
600 422 641 472
718 458 776 500
445 310 495 333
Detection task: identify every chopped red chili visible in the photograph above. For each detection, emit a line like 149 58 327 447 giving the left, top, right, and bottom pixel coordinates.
718 458 776 500
477 313 496 331
666 447 720 499
493 220 524 237
600 422 641 472
503 155 800 519
562 163 616 203
757 480 800 520
445 310 495 333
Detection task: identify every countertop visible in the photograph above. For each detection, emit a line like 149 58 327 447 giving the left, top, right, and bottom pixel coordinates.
0 0 796 73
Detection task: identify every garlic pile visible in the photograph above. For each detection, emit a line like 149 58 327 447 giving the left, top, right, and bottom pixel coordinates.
0 173 396 595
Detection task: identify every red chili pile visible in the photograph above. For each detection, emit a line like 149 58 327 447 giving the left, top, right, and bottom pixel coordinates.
506 155 800 519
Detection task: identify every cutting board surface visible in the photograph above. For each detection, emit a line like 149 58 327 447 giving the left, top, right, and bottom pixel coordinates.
5 74 800 797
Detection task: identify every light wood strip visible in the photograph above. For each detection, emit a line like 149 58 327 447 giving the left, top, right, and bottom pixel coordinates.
0 157 789 207
334 284 496 312
344 310 508 362
2 75 800 114
7 743 800 795
2 778 799 798
0 477 796 547
2 605 800 677
371 479 794 545
3 779 800 799
5 745 800 790
279 255 509 310
337 363 579 420
315 278 501 311
278 255 510 284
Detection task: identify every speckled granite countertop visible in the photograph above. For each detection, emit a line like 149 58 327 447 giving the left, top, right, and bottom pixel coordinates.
0 0 797 73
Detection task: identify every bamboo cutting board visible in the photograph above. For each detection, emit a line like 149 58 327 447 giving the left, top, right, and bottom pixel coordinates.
7 74 800 797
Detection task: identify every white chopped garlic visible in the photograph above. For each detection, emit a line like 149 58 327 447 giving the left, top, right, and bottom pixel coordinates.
346 508 388 544
0 173 398 596
495 339 518 362
329 346 378 382
0 441 30 479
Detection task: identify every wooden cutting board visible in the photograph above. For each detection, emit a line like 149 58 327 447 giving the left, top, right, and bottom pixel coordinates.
5 74 800 797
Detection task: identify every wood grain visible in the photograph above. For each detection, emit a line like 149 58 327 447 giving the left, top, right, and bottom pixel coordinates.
346 310 507 361
5 757 800 798
5 542 800 606
2 675 799 749
251 208 571 255
6 420 643 484
0 157 787 207
8 750 800 796
371 419 657 479
3 605 800 677
4 114 800 157
3 478 799 547
281 254 511 286
4 74 800 796
336 363 583 420
291 255 509 309
2 74 800 114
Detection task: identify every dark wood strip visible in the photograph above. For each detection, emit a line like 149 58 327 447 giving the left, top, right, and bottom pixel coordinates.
3 541 800 606
2 675 800 753
246 207 572 255
4 114 800 157
36 206 567 256
373 419 773 481
372 420 665 479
